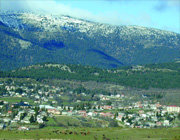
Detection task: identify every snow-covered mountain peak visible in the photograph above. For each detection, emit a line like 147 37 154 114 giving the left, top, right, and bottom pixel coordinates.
0 11 180 70
0 12 116 36
1 12 179 39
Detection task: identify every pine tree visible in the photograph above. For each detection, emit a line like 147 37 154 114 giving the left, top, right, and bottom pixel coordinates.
29 115 35 123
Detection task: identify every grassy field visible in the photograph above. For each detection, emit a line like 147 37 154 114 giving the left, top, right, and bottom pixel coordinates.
0 97 35 105
0 127 179 140
46 116 109 128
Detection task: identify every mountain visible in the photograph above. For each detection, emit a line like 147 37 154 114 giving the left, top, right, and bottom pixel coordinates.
0 12 180 70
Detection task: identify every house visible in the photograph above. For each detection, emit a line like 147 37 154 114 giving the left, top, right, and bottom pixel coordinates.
116 94 121 98
18 110 25 115
21 120 30 124
78 110 87 117
18 126 29 131
167 105 180 113
35 95 40 99
64 106 69 110
145 122 155 128
3 118 11 123
128 114 133 118
61 111 68 115
8 111 12 114
40 111 47 116
101 96 109 101
21 116 31 124
138 110 144 114
69 107 74 111
132 65 144 71
150 104 157 110
101 105 112 110
37 116 44 124
156 122 162 126
92 112 98 117
151 116 158 122
47 109 60 115
37 119 43 124
14 115 20 121
52 101 57 104
3 101 8 104
39 105 54 109
11 120 18 123
28 110 35 115
100 112 113 118
67 111 73 116
87 112 93 117
34 100 41 104
42 97 48 102
156 103 162 108
147 112 154 116
163 120 169 126
116 115 123 121
140 114 146 118
125 122 130 126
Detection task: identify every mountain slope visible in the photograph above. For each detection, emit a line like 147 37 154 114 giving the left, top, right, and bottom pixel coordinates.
0 12 180 70
1 62 180 89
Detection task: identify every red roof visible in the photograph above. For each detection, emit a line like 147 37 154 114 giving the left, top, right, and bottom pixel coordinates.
168 105 177 107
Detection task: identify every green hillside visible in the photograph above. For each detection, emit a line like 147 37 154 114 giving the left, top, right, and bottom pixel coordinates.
1 62 180 89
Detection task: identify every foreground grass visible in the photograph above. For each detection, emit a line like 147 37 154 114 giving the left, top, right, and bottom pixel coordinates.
0 127 179 140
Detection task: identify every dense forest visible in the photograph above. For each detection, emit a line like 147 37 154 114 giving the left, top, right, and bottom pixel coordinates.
0 62 180 89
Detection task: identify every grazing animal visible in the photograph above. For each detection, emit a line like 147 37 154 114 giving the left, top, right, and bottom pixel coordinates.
69 131 73 134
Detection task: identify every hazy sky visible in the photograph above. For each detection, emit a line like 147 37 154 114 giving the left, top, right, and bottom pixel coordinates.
0 0 180 33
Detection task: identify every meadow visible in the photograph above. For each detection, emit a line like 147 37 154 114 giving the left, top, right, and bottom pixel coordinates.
0 127 179 140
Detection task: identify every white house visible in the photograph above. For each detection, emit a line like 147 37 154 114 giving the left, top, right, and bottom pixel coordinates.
167 105 180 113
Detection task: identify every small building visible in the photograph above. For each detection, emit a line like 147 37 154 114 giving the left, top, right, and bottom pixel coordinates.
101 105 112 110
163 120 169 126
47 109 60 115
78 110 87 117
18 126 29 131
3 118 11 123
61 111 68 115
8 111 12 114
167 105 180 113
156 122 162 127
39 105 54 110
37 118 44 124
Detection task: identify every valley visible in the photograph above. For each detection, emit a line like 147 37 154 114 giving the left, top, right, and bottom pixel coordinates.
0 8 180 140
0 62 179 133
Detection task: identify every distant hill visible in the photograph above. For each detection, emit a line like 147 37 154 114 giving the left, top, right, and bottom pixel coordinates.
0 12 180 70
1 62 180 89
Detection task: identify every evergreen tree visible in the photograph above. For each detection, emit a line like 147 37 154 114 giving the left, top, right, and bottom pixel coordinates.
29 115 35 123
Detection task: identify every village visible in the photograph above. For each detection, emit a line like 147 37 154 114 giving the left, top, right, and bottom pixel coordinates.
0 79 180 130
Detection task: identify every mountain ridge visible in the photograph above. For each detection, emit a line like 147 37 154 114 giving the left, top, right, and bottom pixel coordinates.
0 12 180 70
